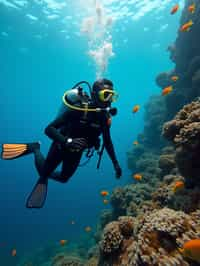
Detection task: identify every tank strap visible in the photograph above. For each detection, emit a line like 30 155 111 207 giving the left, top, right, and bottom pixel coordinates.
82 102 88 119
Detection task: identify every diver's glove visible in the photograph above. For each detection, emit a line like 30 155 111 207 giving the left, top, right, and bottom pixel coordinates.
63 137 88 151
113 161 122 179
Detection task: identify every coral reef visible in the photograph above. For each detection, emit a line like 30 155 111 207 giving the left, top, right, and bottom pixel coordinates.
158 153 176 177
127 148 162 187
95 2 200 265
132 208 200 265
98 208 200 266
110 183 155 218
52 254 84 266
99 221 123 254
143 95 167 150
99 217 135 266
163 100 200 185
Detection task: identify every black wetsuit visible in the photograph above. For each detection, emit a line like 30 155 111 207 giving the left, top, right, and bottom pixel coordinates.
33 107 118 183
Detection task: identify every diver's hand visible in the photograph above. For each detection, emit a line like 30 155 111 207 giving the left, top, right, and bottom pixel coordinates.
114 162 122 179
64 138 88 151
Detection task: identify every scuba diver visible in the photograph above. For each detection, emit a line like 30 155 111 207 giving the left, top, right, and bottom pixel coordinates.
1 78 122 209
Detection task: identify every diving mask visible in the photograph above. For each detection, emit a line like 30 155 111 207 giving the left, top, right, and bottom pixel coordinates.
98 88 119 102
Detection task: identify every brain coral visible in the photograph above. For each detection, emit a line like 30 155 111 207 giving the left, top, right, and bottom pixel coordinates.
163 100 200 184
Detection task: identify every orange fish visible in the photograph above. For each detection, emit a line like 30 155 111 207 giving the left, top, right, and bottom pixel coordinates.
171 76 179 82
85 226 92 232
173 181 185 193
188 4 195 13
180 20 193 32
60 240 68 246
103 199 109 205
11 249 17 257
170 4 179 15
100 191 109 197
179 239 200 263
162 86 173 96
133 140 139 146
132 105 140 113
133 173 142 181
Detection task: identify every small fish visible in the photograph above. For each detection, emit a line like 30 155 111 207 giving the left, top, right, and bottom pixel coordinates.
103 199 109 205
179 239 200 263
180 20 193 32
70 220 75 225
171 76 179 82
11 249 17 257
133 173 142 181
100 191 109 197
173 181 185 193
85 226 92 232
188 4 195 14
162 86 173 96
60 240 68 246
170 4 179 15
132 105 140 113
133 140 139 146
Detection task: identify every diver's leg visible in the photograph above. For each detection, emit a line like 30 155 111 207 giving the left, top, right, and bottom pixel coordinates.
32 147 45 177
1 142 40 160
49 151 82 183
32 142 63 179
26 142 63 208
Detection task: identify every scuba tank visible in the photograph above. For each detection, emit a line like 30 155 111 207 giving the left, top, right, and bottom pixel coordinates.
57 81 91 117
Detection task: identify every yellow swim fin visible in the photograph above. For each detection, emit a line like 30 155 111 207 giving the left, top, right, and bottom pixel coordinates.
1 142 40 160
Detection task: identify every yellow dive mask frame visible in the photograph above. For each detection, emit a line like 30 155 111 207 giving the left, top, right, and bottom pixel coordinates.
98 88 119 102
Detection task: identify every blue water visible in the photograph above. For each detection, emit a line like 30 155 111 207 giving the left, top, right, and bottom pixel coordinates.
0 1 181 265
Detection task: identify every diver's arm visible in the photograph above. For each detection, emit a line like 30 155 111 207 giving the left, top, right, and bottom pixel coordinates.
44 112 69 144
102 126 118 164
102 117 122 178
